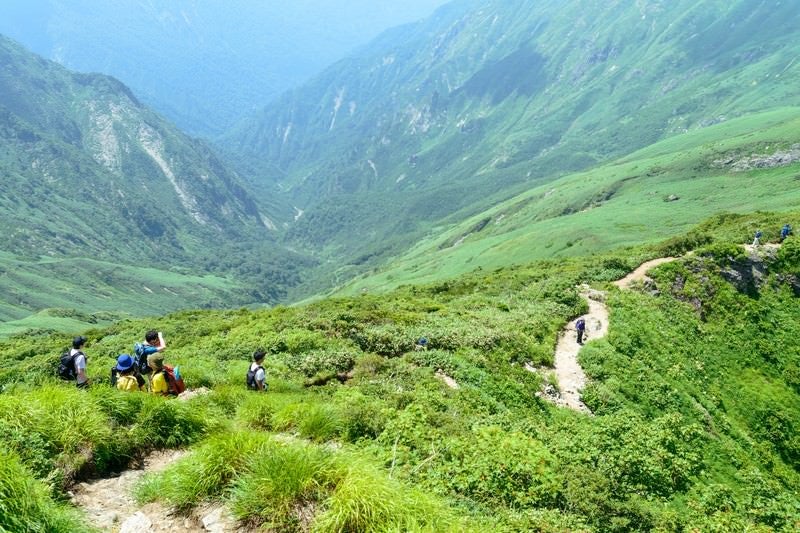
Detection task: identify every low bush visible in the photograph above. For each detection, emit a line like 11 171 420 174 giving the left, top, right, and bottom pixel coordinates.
0 448 89 532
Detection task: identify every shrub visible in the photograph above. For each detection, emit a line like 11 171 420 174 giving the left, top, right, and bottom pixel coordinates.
289 349 357 378
0 448 88 532
230 441 337 531
437 426 559 508
135 431 270 509
313 458 465 533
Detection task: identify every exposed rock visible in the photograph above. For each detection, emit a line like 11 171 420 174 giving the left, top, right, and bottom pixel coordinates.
664 194 680 202
120 512 152 533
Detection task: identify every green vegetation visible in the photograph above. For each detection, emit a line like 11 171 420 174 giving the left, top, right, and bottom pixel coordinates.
340 109 800 294
1 216 798 530
225 0 800 299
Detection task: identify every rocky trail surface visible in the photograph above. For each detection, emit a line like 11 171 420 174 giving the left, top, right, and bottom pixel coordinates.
71 449 241 533
548 243 783 412
547 257 680 412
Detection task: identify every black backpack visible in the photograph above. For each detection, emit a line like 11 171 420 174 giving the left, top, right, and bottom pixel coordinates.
246 365 263 390
57 351 81 380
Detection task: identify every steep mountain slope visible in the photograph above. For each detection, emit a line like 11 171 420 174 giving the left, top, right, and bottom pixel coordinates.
0 0 450 136
340 108 800 294
224 0 800 283
0 35 303 325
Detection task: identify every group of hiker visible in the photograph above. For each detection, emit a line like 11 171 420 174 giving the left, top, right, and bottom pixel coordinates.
59 331 268 395
753 223 792 246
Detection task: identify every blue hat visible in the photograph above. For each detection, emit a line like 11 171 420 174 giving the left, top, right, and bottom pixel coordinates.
115 354 134 372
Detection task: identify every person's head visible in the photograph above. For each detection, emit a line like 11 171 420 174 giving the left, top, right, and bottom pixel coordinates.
145 330 159 344
72 335 87 349
115 354 135 375
253 349 266 363
147 353 164 372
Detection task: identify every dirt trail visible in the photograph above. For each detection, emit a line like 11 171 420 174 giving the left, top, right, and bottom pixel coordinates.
549 288 609 412
613 257 677 289
71 450 239 532
548 257 679 412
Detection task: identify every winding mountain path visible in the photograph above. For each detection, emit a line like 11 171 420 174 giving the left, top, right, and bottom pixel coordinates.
549 257 679 412
551 288 609 412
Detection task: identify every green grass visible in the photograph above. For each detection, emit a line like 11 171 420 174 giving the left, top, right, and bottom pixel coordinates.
339 109 800 294
2 218 800 530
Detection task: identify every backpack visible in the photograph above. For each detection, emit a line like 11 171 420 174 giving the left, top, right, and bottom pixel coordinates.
246 365 263 391
162 365 185 396
57 351 77 380
576 318 586 330
133 343 151 375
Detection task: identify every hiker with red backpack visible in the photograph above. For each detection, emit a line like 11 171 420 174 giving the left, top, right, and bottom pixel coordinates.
147 353 185 396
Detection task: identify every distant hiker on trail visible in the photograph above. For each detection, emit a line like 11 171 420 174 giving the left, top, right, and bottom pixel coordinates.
246 350 267 391
781 224 792 242
576 318 586 345
147 353 185 397
134 330 167 386
415 337 429 351
57 335 89 387
114 354 145 392
752 230 763 247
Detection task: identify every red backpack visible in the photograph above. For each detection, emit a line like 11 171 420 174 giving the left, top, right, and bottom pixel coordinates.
162 365 186 395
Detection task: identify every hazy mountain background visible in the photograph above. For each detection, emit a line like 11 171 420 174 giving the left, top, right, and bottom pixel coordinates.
0 35 312 333
1 0 800 330
0 0 450 136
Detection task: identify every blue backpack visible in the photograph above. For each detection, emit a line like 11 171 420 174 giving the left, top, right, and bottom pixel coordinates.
133 343 151 375
576 318 586 330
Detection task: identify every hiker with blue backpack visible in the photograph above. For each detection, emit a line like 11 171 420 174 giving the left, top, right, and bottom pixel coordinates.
753 230 763 247
576 318 587 345
781 224 792 242
134 330 167 390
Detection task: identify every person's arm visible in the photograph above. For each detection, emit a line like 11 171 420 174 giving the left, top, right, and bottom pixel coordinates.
256 367 266 391
157 332 166 351
75 354 89 383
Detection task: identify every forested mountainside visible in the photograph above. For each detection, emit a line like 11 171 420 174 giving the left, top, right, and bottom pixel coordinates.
0 35 307 326
223 0 800 284
0 0 449 136
1 213 799 531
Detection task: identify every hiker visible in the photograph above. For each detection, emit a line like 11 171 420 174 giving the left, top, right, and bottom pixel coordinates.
415 337 429 351
576 318 587 345
781 224 792 242
72 336 90 388
114 354 145 392
57 335 89 387
147 353 184 396
246 350 267 391
134 330 167 386
752 230 763 247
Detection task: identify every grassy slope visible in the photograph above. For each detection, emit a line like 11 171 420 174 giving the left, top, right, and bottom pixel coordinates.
0 252 245 337
0 218 798 531
337 108 800 294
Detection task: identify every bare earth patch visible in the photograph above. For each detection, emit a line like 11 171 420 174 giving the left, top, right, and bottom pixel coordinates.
71 450 241 532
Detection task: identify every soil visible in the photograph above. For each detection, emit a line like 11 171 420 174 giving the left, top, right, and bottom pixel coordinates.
71 450 241 532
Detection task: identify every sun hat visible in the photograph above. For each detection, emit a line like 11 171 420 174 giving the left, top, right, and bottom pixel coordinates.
115 353 134 372
147 353 164 371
